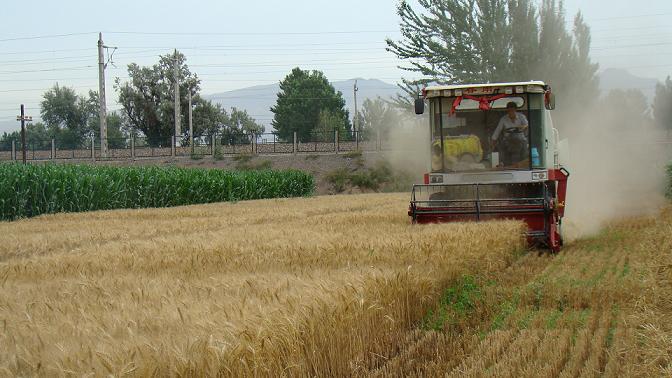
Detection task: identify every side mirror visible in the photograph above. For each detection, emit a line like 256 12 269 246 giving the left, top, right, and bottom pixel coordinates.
545 92 556 110
414 98 425 115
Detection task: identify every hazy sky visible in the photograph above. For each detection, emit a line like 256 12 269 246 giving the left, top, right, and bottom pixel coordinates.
1 0 671 132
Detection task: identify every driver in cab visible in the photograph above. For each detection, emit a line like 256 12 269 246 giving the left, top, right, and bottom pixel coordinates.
491 101 529 167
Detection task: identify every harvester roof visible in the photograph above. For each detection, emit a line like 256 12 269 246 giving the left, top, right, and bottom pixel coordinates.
424 81 548 98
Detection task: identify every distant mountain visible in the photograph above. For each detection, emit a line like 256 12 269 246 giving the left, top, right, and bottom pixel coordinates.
598 68 659 102
205 78 400 129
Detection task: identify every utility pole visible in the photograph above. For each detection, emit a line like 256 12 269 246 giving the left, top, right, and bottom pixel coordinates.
174 49 181 145
16 105 32 164
353 80 359 134
98 33 108 157
188 89 193 152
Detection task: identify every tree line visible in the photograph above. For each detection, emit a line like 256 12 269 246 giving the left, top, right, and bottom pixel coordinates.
1 51 265 149
4 0 672 151
385 0 672 134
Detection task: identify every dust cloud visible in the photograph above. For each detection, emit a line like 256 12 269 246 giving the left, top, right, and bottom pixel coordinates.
384 113 431 182
384 98 671 240
561 110 671 239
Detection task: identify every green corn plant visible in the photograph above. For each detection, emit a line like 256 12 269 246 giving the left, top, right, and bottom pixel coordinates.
0 163 314 221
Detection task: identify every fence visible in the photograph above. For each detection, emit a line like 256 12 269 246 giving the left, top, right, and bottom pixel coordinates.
0 130 391 162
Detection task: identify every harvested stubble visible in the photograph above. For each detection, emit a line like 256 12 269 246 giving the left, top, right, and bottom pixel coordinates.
366 208 672 377
0 193 526 376
0 163 314 221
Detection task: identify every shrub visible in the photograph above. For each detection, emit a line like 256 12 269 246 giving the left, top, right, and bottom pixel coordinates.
233 153 253 164
667 163 672 199
0 163 314 220
325 168 351 193
236 159 272 171
325 161 415 194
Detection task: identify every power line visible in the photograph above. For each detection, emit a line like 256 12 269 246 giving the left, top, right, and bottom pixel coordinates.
0 77 99 82
592 41 672 51
0 55 97 65
588 12 672 22
106 30 399 36
0 32 97 43
112 46 385 52
0 66 95 75
0 48 92 56
0 86 93 93
592 24 672 34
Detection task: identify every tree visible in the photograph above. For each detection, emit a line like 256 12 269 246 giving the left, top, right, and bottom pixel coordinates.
0 122 51 150
271 68 351 141
599 89 651 133
358 97 401 139
654 77 672 135
115 51 200 146
191 99 227 138
313 109 349 142
227 107 265 141
88 112 128 148
386 0 599 115
40 85 96 147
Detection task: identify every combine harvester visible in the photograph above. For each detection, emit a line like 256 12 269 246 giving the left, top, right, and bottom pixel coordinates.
409 82 570 252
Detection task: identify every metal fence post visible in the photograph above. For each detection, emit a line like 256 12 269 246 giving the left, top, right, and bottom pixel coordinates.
335 129 339 154
252 133 256 155
293 132 297 154
131 135 135 160
11 140 15 161
51 139 55 160
211 135 216 157
91 135 95 161
171 135 176 157
356 130 360 151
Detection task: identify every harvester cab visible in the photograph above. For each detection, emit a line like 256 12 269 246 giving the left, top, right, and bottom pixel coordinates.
409 82 570 252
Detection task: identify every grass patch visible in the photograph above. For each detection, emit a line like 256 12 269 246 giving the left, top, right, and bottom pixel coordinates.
232 153 253 164
545 309 563 329
620 259 631 279
490 291 520 331
341 150 362 159
666 162 671 199
324 161 414 194
233 154 272 171
516 310 535 329
606 306 620 348
237 160 272 171
422 275 482 331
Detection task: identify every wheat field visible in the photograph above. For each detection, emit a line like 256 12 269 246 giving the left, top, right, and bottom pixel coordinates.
0 194 670 377
0 193 525 376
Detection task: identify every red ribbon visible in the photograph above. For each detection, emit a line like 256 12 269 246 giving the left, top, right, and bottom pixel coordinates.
450 94 510 115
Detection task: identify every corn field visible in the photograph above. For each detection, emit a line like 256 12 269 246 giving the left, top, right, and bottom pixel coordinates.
0 193 670 376
0 163 314 221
